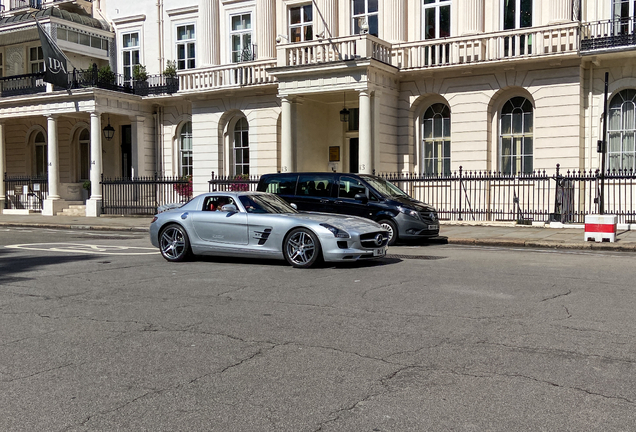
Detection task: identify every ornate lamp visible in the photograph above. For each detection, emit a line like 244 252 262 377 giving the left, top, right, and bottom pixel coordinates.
340 93 350 123
103 115 115 141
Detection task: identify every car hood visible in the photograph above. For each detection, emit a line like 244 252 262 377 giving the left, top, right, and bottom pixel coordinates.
290 212 382 231
386 195 436 212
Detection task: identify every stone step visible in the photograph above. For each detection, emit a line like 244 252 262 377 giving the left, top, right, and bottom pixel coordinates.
57 204 87 217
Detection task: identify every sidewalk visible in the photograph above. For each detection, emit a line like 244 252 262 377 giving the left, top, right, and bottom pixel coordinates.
1 213 635 252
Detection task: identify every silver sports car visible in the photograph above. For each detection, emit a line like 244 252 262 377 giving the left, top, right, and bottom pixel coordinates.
149 191 389 268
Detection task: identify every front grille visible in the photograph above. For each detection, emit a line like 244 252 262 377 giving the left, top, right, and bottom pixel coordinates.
419 211 438 222
360 231 389 248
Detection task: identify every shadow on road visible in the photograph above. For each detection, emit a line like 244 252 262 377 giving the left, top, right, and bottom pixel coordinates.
0 248 97 283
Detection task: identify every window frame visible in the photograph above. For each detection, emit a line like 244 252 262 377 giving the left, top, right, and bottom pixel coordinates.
289 4 313 43
176 23 196 70
79 128 90 182
422 0 452 40
121 31 141 83
351 0 379 37
34 131 47 178
232 117 249 176
501 0 533 30
607 89 636 172
229 12 254 63
498 96 534 175
29 46 44 73
421 103 451 176
179 121 193 177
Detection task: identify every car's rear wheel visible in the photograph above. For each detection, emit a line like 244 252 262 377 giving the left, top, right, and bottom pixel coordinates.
379 219 398 246
284 228 322 268
159 224 191 262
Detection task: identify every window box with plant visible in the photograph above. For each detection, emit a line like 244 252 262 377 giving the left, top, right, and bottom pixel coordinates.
132 64 149 96
163 60 179 94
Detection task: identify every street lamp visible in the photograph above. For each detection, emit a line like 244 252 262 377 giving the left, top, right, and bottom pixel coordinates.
340 93 349 123
103 115 115 141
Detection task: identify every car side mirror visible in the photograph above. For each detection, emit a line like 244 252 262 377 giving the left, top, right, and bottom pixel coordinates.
290 203 298 210
221 204 238 213
354 193 368 204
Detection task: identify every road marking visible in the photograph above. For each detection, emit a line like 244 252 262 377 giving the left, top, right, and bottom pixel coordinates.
5 243 158 255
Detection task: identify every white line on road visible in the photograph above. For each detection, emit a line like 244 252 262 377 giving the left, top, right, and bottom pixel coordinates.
5 243 158 255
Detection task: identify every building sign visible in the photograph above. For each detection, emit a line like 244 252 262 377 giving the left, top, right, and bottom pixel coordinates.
329 146 340 162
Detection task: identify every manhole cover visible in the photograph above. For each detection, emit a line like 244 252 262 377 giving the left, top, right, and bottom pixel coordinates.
385 254 447 260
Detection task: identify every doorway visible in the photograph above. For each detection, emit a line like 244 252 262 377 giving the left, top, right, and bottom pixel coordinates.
121 125 132 178
349 138 359 173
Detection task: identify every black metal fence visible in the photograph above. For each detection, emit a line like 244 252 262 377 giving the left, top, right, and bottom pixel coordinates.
377 165 636 224
208 172 260 192
0 72 46 97
101 175 192 215
581 16 636 52
3 175 48 211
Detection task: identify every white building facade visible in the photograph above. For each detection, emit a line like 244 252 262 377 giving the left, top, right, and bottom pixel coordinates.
0 0 635 216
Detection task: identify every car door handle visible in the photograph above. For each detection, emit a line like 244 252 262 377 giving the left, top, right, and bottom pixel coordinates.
320 199 329 203
334 200 343 204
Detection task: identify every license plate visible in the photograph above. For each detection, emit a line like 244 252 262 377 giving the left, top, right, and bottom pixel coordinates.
373 247 386 257
428 225 438 230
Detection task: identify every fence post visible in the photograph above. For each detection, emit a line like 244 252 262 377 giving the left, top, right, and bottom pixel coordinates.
551 163 562 222
458 166 463 221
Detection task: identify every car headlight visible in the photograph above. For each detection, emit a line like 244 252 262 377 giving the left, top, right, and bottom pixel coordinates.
320 223 350 238
398 206 421 220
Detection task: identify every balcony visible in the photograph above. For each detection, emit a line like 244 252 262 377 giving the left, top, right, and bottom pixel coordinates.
581 16 636 53
177 59 277 94
393 22 579 70
0 66 179 98
3 0 43 13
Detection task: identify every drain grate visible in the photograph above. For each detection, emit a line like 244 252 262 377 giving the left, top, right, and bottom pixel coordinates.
385 254 447 260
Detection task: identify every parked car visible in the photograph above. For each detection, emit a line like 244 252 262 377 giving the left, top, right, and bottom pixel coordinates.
149 191 389 268
257 173 439 245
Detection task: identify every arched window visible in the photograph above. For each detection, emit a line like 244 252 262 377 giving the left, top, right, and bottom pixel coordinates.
608 89 636 171
499 96 533 175
34 132 47 178
79 129 90 181
233 117 249 175
179 122 193 177
422 103 451 175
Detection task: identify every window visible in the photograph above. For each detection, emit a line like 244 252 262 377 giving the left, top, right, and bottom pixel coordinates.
179 122 193 177
502 0 532 55
612 0 636 35
79 129 90 181
230 13 253 62
338 176 367 199
608 89 636 171
30 47 44 73
122 32 140 82
297 175 334 197
352 0 378 37
422 103 451 175
289 5 313 42
423 0 451 39
233 118 249 175
0 52 3 77
176 24 196 70
34 132 47 178
499 97 533 175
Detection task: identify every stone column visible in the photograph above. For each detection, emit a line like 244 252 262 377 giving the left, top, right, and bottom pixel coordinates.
86 112 103 217
43 115 64 216
385 0 406 42
131 116 146 177
256 0 276 59
281 97 295 173
200 0 220 65
315 0 337 39
358 90 372 174
463 0 485 35
0 122 5 212
549 0 573 24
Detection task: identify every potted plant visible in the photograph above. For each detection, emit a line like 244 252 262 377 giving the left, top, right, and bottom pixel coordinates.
132 64 149 96
163 60 178 93
97 64 116 89
82 180 91 200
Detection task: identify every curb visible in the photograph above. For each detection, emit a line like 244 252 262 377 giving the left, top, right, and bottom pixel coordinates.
449 237 636 252
0 222 149 233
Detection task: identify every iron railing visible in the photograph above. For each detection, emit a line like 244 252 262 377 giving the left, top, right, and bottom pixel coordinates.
581 16 636 52
8 0 42 11
208 173 260 192
0 72 46 97
3 175 48 211
377 165 636 224
101 175 192 215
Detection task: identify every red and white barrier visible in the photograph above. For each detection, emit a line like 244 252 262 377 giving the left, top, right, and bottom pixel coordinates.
584 214 617 242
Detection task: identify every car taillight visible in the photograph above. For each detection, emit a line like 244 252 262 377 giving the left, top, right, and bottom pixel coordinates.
151 216 158 223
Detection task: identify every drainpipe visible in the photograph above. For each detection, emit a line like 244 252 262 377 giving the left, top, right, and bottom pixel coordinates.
157 0 164 71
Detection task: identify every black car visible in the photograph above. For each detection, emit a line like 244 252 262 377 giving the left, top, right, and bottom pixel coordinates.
257 172 439 245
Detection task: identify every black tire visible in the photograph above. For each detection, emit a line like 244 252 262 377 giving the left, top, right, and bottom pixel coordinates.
283 228 322 268
379 219 398 246
159 224 192 262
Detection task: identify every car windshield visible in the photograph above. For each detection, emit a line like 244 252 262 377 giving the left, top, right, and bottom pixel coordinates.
361 176 409 198
239 194 299 214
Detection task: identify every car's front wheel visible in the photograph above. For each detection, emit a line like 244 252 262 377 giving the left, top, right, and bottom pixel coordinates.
159 224 192 262
379 219 398 246
283 228 322 268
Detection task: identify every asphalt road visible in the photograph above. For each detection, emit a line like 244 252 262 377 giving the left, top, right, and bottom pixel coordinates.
1 227 635 431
